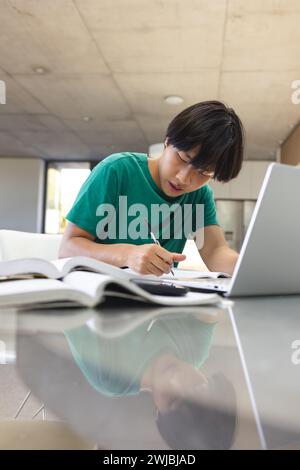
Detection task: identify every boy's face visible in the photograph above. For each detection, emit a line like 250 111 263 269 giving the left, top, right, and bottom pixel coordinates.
157 141 214 197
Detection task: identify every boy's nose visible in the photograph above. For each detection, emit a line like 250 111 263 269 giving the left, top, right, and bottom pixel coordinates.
176 166 192 185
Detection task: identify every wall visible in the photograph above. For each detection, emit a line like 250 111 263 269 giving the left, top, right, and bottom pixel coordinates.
209 161 271 200
0 158 45 232
281 125 300 165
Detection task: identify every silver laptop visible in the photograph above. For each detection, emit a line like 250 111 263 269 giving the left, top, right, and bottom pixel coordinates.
195 163 300 297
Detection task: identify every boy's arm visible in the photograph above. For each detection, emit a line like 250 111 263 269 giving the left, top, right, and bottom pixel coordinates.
196 225 239 275
59 222 185 276
59 222 130 267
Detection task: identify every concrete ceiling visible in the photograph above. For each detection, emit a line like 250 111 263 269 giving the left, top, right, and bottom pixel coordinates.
0 0 300 161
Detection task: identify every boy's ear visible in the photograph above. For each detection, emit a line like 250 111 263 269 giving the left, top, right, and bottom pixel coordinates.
164 138 168 148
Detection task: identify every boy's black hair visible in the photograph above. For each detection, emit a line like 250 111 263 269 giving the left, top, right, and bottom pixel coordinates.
165 100 245 182
156 372 237 450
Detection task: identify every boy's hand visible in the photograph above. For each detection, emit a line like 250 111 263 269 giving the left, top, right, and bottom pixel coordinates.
126 244 186 276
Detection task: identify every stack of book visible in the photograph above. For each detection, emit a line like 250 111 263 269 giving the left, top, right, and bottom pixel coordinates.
0 256 228 308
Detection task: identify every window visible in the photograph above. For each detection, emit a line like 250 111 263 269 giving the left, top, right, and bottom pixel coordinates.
44 162 91 234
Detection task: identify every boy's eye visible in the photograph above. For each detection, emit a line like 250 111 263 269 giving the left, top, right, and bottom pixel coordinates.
197 169 214 178
176 151 214 177
177 152 189 163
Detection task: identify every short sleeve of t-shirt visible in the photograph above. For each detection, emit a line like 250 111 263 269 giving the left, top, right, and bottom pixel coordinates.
66 159 118 238
202 184 219 227
190 184 219 235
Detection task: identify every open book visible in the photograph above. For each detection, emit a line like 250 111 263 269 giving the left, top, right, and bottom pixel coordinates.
0 269 220 309
0 257 230 281
0 256 137 281
124 267 231 290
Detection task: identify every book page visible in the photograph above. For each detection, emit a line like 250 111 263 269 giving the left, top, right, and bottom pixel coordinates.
0 258 59 279
52 257 136 280
0 277 95 308
0 278 68 307
124 267 231 280
62 271 112 298
163 269 231 280
51 257 73 274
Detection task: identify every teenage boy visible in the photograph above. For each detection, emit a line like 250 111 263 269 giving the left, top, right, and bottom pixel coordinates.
59 101 244 276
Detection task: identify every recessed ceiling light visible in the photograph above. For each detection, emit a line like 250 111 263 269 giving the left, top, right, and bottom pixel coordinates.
32 66 49 74
82 116 92 122
164 95 184 105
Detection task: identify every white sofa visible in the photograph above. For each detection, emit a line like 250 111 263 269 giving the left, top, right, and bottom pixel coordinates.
0 230 63 261
0 230 97 450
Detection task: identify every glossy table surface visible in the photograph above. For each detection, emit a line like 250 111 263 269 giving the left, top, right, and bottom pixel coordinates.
1 295 300 450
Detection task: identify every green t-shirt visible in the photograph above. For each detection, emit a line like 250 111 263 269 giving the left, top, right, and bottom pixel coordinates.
66 152 218 254
65 315 216 397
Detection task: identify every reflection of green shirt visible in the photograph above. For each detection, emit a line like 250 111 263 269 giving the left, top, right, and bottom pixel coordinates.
66 153 218 256
65 315 216 397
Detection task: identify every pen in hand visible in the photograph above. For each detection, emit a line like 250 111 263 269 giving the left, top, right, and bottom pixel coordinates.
143 219 175 277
